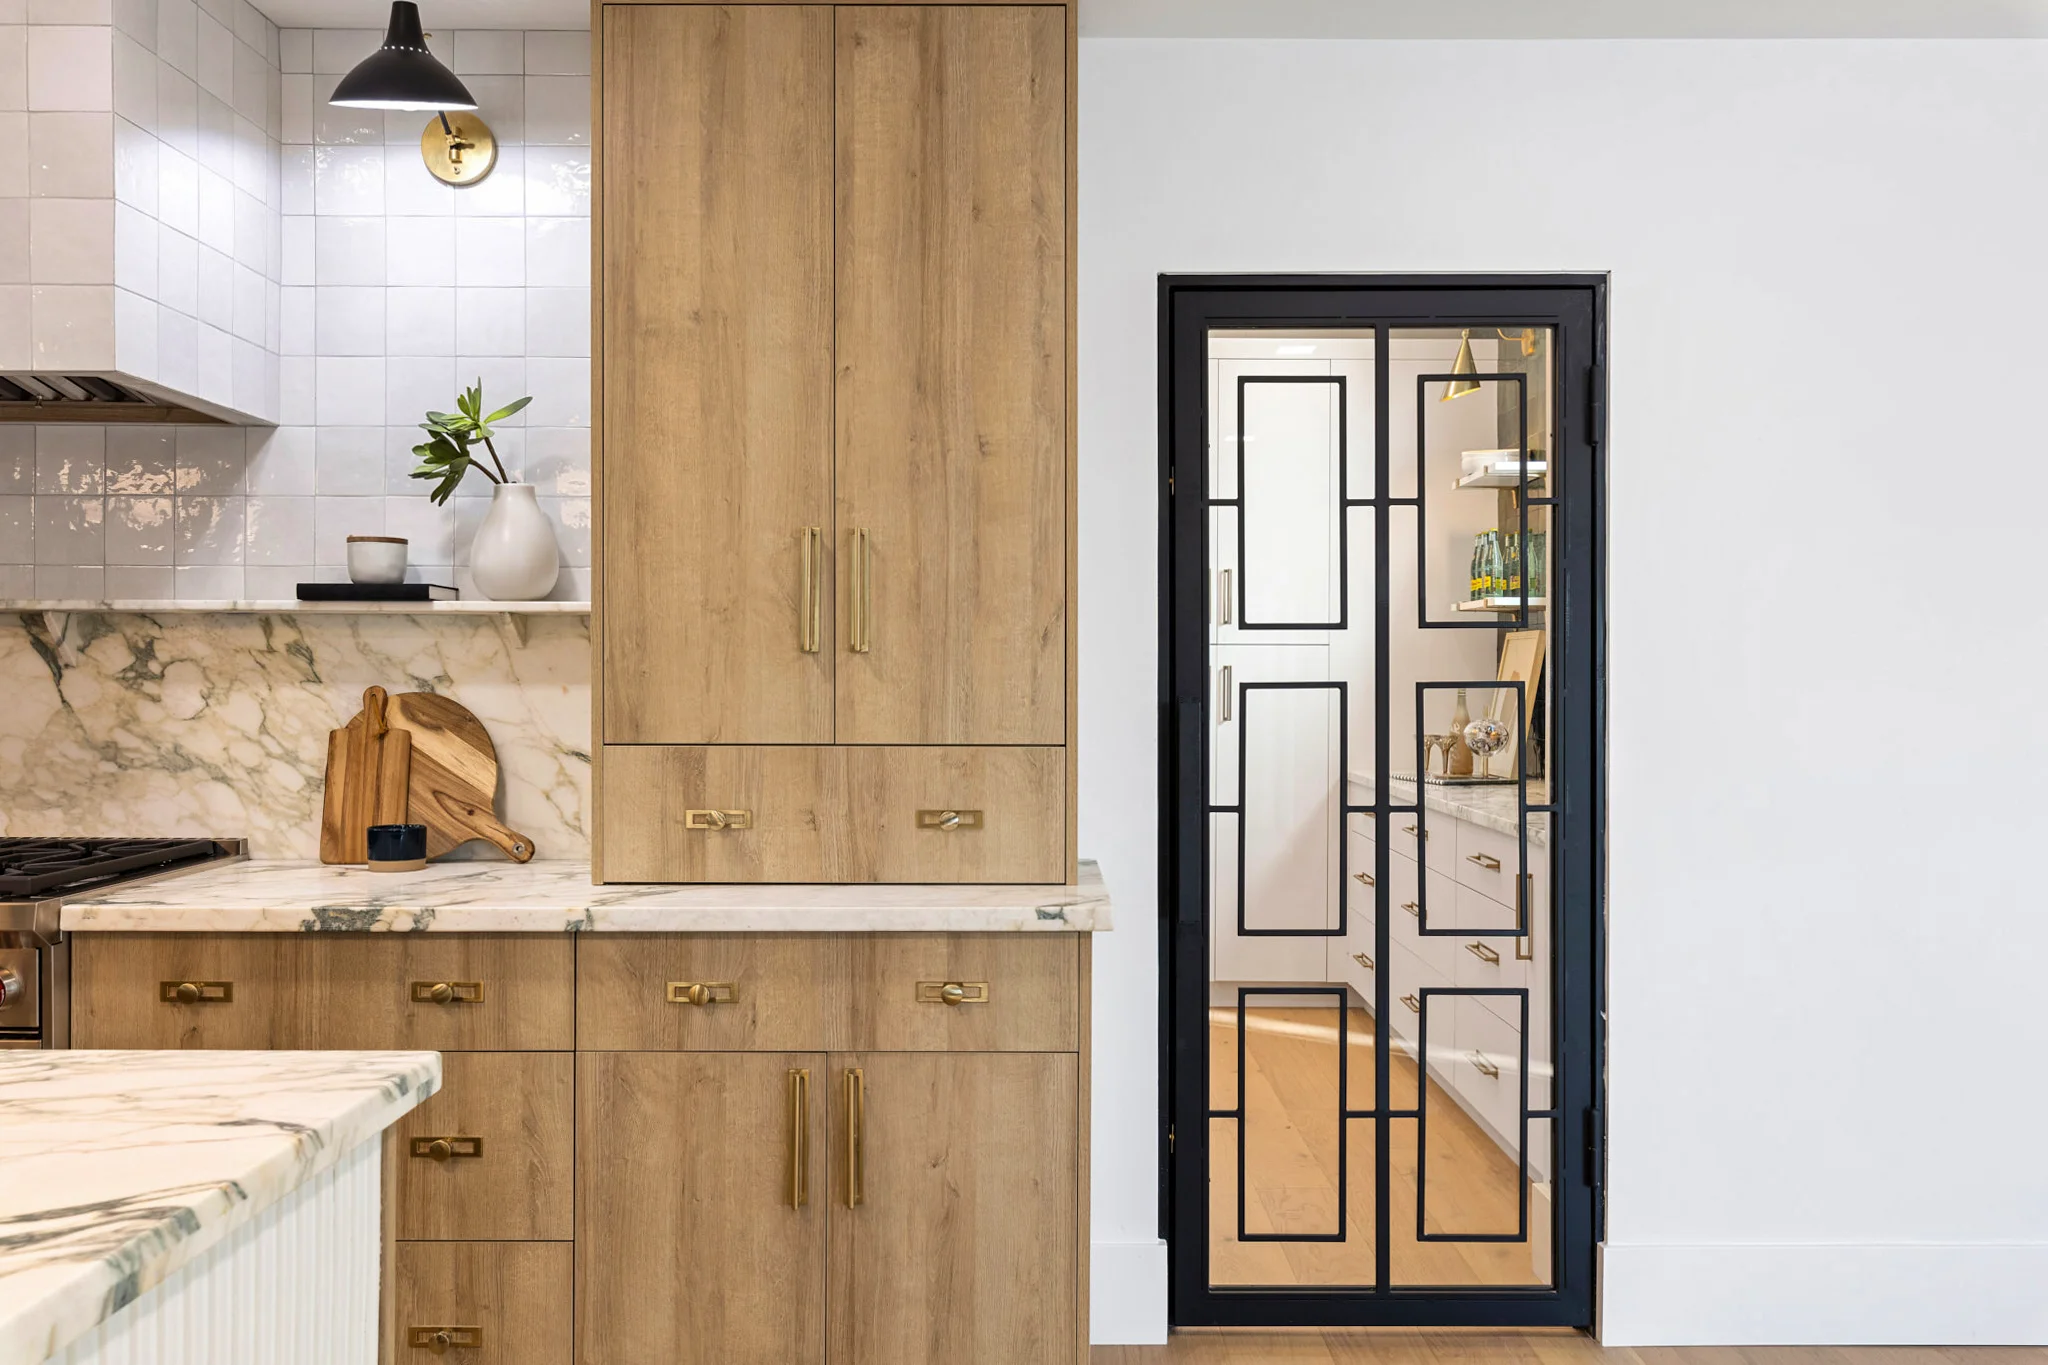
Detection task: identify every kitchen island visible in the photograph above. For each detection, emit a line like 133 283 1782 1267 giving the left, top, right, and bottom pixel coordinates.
0 1049 439 1365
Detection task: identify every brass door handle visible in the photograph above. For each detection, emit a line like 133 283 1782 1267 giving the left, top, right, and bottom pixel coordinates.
1352 871 1374 887
1517 873 1535 961
1351 951 1374 971
667 981 736 1006
1400 994 1421 1014
411 981 483 1004
409 1326 482 1354
1465 941 1501 965
849 528 873 653
844 1067 865 1208
684 808 753 830
1401 900 1419 918
799 526 822 653
1466 852 1502 872
788 1068 810 1208
160 980 232 1004
410 1136 483 1162
1218 567 1232 624
1218 664 1233 722
1469 1051 1502 1079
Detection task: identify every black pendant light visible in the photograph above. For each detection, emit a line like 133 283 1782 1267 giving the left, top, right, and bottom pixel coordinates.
329 2 476 111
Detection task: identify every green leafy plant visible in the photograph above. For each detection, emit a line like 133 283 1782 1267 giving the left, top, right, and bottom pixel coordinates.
410 380 534 506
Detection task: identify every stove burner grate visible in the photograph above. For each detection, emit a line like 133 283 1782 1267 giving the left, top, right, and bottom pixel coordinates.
0 838 224 898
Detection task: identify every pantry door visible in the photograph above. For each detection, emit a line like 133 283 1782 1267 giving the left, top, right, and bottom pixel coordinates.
1162 277 1606 1328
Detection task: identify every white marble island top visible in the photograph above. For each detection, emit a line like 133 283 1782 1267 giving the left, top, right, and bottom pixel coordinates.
63 860 1113 934
0 1050 440 1365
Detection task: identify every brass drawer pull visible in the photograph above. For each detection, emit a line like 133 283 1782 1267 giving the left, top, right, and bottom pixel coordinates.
410 1135 483 1162
1218 664 1233 722
409 1326 482 1354
1400 900 1419 918
1469 1051 1501 1079
1400 994 1421 1014
160 980 232 1004
1351 951 1374 971
667 980 737 1006
411 981 484 1005
916 980 989 1006
1402 823 1429 840
1217 567 1232 624
1465 941 1501 965
845 1067 865 1208
799 526 822 653
1466 852 1502 871
916 809 983 832
1352 871 1374 887
1517 873 1535 961
850 528 873 653
788 1068 810 1208
684 808 753 830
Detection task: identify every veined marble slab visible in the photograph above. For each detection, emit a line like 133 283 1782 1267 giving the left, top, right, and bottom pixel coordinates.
0 1050 440 1365
1347 770 1551 846
63 859 1113 933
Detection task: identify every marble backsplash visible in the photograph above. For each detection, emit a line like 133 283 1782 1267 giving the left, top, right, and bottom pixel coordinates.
0 611 589 860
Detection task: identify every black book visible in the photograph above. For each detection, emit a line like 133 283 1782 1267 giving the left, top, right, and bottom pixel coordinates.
295 582 459 602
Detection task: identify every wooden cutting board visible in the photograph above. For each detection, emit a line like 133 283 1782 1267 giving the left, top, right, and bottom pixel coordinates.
319 685 413 865
384 691 536 862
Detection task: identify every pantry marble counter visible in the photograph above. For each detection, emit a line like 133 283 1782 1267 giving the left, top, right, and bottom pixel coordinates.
1348 771 1551 845
63 860 1113 934
0 1049 440 1365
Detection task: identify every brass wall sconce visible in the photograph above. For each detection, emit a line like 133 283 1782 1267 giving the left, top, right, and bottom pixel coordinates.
422 111 497 186
330 2 496 187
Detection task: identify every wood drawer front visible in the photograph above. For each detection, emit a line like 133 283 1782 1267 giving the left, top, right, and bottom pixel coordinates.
393 1241 571 1365
70 934 573 1051
395 1053 573 1241
599 745 1065 883
850 934 1078 1052
577 933 846 1051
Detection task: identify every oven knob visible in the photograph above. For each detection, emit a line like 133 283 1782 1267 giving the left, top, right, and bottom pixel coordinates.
0 967 21 1008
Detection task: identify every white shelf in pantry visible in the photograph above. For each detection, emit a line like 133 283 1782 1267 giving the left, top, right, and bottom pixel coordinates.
1454 596 1548 613
1454 461 1547 490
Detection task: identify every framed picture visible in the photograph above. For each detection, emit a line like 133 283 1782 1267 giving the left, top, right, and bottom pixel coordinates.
1489 628 1547 780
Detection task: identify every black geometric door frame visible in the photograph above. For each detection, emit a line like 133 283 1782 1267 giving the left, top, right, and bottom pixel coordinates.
1159 275 1608 1328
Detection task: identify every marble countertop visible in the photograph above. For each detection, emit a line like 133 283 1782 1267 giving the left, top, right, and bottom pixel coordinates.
63 860 1113 934
0 1050 440 1365
1348 771 1550 846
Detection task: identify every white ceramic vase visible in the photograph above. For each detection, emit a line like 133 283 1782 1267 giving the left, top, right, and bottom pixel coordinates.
470 482 560 601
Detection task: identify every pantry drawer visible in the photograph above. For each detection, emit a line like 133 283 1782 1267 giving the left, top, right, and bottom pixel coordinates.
1328 900 1377 999
1453 818 1528 899
1394 812 1454 877
394 1053 573 1241
1387 855 1460 980
577 934 847 1051
849 933 1081 1051
1386 941 1450 1055
69 934 574 1051
599 745 1066 883
1449 995 1524 1152
1450 918 1530 997
393 1241 571 1365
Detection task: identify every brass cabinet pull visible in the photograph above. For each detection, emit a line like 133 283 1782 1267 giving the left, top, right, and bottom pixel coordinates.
409 1326 482 1354
844 1067 865 1208
1402 823 1429 840
411 981 484 1005
160 980 232 1004
788 1068 810 1208
916 980 989 1006
1517 873 1535 961
1469 1051 1502 1079
666 980 736 1006
1465 941 1501 965
1466 852 1502 872
799 526 822 653
1218 567 1232 624
1400 994 1421 1014
1352 871 1374 887
1400 900 1419 918
1351 950 1374 972
410 1135 483 1162
1218 665 1233 722
684 808 753 831
916 809 984 832
849 528 873 653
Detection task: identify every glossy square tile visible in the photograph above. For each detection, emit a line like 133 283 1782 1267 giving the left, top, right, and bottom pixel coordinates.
454 217 521 286
0 495 31 563
156 62 196 155
314 143 382 215
451 143 522 217
523 286 586 358
386 356 455 435
0 200 25 285
105 425 178 494
314 285 383 355
310 28 375 75
172 563 242 598
0 29 22 114
158 0 197 77
313 424 383 496
0 429 35 493
112 30 156 130
384 492 452 563
156 222 198 314
113 114 156 211
453 356 525 428
193 9 230 104
524 31 589 77
449 29 522 75
158 141 199 235
28 26 113 112
387 286 454 355
315 356 384 425
105 494 174 563
34 494 105 563
523 426 588 497
526 357 589 429
523 76 587 145
523 216 586 288
245 424 314 495
32 283 116 368
155 305 195 391
30 199 114 285
195 243 232 329
105 564 174 598
113 285 157 377
456 286 524 356
383 150 453 216
315 491 380 564
232 261 264 342
524 145 589 217
314 214 383 284
0 113 25 196
30 111 114 198
281 213 313 283
36 426 105 495
175 425 244 494
386 215 455 286
245 492 312 564
277 26 308 74
36 565 105 598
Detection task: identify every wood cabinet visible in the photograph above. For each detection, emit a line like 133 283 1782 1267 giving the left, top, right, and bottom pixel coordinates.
595 1 1076 883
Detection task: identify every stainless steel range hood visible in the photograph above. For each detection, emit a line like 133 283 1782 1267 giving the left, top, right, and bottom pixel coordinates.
0 372 232 425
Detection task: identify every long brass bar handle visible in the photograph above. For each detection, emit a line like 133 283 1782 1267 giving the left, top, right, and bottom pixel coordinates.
1218 568 1232 624
1218 665 1233 722
1517 873 1535 961
799 527 822 653
788 1068 810 1208
844 1067 865 1208
849 529 872 653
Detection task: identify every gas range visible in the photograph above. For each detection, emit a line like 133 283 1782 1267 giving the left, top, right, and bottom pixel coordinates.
0 837 245 1048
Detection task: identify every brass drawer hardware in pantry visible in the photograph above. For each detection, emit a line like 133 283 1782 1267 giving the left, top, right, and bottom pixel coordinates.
666 980 736 1007
1403 823 1430 840
788 1069 810 1208
844 1067 865 1208
407 1326 482 1355
799 526 822 654
683 808 753 831
1351 951 1375 971
849 528 873 654
1353 870 1374 887
1402 900 1420 917
916 980 989 1007
411 980 483 1004
1468 1051 1502 1079
159 980 231 1003
1518 872 1536 960
1401 994 1421 1014
1466 851 1502 871
410 1136 483 1162
916 808 983 831
1466 941 1502 965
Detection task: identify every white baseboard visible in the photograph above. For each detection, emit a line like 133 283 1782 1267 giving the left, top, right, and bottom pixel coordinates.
1091 1238 1169 1344
1600 1242 2048 1345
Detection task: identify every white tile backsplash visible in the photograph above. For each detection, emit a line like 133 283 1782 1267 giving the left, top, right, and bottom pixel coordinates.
523 31 588 77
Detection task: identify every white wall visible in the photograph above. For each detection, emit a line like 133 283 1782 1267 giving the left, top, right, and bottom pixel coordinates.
1079 37 2048 1344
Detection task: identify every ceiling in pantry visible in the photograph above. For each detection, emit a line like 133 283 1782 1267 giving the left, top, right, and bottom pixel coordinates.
252 0 587 28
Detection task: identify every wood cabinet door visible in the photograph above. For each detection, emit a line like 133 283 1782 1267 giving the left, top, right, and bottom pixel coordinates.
828 1052 1079 1365
600 4 835 744
577 1051 828 1365
834 5 1067 744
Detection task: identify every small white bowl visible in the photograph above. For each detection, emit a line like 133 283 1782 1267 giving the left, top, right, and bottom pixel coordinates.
347 535 409 584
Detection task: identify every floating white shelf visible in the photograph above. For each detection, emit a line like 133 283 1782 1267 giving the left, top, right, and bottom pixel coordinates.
1454 462 1547 490
1454 596 1548 613
3 600 590 614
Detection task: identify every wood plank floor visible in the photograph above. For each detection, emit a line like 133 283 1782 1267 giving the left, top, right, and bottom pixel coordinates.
1096 1334 2048 1365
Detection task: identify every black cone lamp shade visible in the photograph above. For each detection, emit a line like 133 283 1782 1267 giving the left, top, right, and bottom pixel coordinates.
330 2 476 111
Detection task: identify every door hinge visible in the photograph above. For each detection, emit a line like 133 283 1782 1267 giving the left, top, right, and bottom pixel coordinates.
1168 471 1176 496
1167 1123 1176 1153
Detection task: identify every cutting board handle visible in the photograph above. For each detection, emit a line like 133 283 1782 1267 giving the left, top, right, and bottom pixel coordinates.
418 783 536 863
363 685 389 738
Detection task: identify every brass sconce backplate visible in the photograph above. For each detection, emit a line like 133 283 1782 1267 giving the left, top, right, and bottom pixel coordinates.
422 112 497 186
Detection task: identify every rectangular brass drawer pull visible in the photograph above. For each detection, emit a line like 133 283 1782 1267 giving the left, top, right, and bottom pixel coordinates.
844 1067 865 1208
1466 852 1502 871
850 528 872 653
799 526 822 654
409 1135 484 1162
1402 823 1429 840
684 808 753 830
1465 941 1501 965
788 1068 810 1209
666 980 737 1006
915 809 983 831
1400 900 1419 918
1399 994 1421 1014
160 980 233 1004
1351 951 1374 972
408 1326 482 1353
410 981 484 1005
1218 664 1232 722
1469 1051 1501 1079
1217 567 1232 624
916 980 989 1006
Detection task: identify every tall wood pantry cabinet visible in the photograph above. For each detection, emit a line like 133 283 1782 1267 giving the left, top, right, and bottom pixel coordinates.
593 1 1077 884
